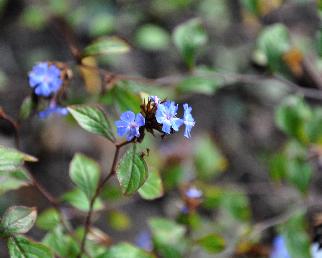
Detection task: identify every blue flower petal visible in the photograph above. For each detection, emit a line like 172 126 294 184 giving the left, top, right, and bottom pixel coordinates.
162 122 171 134
183 103 195 138
171 118 183 131
120 111 135 123
115 120 129 136
38 105 68 119
270 236 291 258
135 113 145 127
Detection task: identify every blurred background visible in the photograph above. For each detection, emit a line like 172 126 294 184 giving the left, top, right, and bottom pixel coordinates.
1 0 322 257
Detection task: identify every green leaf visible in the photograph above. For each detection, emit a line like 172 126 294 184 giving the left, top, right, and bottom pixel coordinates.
286 158 312 194
68 105 115 142
19 96 33 120
281 212 311 258
241 0 259 15
269 153 287 181
195 233 225 254
21 6 47 30
149 217 187 257
100 81 142 113
73 227 109 257
97 242 153 258
116 145 148 195
8 236 53 258
176 76 220 95
82 36 130 57
135 24 170 51
162 163 184 190
88 13 115 37
36 209 60 231
43 226 79 258
220 190 250 221
69 153 100 200
0 145 37 172
202 185 223 209
0 169 31 196
2 206 37 234
101 184 122 201
194 135 227 180
257 24 290 72
107 210 131 231
275 96 311 142
62 189 103 212
173 18 208 68
138 170 163 200
304 108 322 144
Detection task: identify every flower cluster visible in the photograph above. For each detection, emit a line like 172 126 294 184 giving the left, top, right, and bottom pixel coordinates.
28 62 63 97
114 96 195 141
28 62 69 119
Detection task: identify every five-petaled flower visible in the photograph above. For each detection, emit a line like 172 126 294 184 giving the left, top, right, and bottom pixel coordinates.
155 101 183 134
183 103 195 138
29 62 62 97
115 111 145 141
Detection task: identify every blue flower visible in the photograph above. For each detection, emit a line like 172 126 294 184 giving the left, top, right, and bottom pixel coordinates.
185 187 202 199
115 111 145 141
135 231 153 251
182 104 195 138
39 104 68 119
28 62 63 97
156 101 183 134
270 236 291 258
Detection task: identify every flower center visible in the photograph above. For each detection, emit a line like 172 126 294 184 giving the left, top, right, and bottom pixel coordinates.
129 122 137 128
43 75 51 83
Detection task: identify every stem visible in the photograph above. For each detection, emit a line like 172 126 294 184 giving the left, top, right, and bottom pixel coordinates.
29 170 94 257
77 140 131 258
29 172 59 209
0 108 20 149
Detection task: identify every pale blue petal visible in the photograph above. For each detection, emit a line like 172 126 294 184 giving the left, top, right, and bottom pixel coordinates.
135 113 145 127
162 121 171 134
38 105 68 119
48 65 61 77
184 126 191 138
171 118 183 131
115 120 129 136
120 111 135 123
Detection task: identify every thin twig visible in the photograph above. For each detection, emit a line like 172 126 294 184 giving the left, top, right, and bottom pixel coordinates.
28 172 60 209
0 107 20 149
77 62 322 101
77 140 132 258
